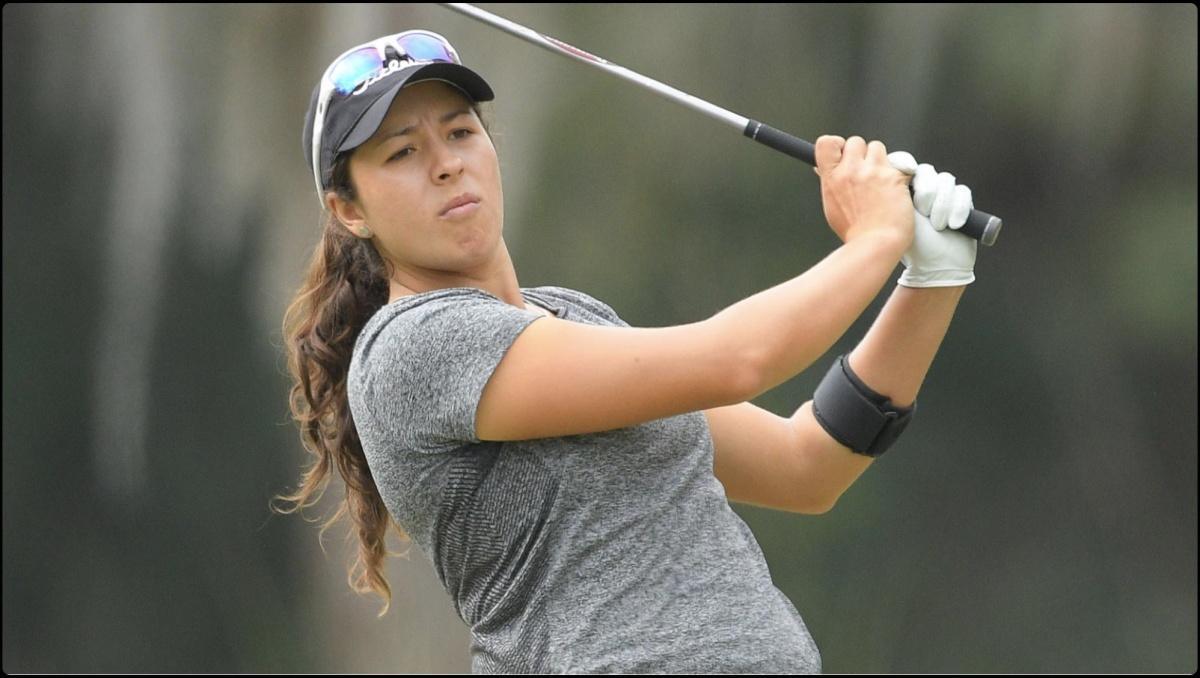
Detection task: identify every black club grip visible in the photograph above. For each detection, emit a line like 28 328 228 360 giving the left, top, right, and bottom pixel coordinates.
745 120 1002 246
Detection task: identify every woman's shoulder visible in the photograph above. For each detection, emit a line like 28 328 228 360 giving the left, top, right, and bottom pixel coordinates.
370 286 514 325
353 288 516 360
382 286 498 312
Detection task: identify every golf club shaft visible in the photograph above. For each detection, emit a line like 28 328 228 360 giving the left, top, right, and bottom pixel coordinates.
440 3 1002 246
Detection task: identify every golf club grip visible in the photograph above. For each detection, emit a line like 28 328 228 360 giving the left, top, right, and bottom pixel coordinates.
745 121 1002 246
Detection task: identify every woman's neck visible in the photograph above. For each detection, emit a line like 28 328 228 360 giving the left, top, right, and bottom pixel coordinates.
385 238 525 308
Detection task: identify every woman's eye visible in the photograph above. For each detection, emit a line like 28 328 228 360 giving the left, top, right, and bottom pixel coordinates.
389 130 472 161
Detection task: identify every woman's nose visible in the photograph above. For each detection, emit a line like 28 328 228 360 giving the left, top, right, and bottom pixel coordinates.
434 142 465 180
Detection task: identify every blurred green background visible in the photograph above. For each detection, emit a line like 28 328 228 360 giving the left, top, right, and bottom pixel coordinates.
3 3 1196 673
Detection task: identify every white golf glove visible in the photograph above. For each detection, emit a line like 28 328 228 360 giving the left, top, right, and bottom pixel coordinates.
887 151 977 288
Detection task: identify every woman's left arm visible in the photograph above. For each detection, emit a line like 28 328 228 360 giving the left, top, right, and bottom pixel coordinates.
710 160 974 513
787 284 965 512
787 153 978 512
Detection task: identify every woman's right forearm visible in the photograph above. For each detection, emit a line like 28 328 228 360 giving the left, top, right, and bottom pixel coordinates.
711 233 907 398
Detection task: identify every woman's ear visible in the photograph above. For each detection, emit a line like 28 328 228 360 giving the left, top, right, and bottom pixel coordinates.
326 191 372 239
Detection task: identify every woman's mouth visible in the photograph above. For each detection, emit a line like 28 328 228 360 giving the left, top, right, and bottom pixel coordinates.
439 193 482 219
440 200 481 220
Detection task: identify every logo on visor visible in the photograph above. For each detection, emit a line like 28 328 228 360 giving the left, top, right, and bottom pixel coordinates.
352 59 414 96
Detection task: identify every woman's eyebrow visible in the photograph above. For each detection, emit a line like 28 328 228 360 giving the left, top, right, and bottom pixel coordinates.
377 108 473 143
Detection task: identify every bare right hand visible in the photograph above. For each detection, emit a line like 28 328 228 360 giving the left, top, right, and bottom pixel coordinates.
813 135 915 250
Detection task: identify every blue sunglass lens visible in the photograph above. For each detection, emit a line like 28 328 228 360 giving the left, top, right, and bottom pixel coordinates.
397 34 454 63
329 47 383 94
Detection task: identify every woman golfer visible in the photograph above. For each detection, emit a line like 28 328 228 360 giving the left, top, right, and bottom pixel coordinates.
275 29 977 674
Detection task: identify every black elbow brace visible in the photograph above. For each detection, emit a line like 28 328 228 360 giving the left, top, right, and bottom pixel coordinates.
812 355 915 458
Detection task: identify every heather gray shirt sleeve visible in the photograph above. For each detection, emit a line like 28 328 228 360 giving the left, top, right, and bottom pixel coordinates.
348 286 822 674
352 287 542 454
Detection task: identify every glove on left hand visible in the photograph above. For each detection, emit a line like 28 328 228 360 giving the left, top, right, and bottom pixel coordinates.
887 151 977 288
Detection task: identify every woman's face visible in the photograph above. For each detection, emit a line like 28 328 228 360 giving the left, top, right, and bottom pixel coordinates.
333 80 503 286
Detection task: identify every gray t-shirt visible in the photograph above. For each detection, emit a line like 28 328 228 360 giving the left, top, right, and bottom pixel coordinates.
347 285 822 674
